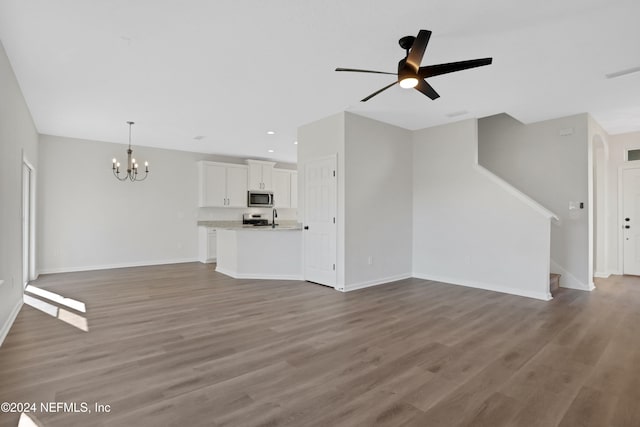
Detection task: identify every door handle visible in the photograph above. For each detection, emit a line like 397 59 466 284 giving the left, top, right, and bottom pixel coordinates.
304 226 309 230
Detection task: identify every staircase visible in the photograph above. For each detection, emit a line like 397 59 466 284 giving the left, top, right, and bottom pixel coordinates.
550 273 561 296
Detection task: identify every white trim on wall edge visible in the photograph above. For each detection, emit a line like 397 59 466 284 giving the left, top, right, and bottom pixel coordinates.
340 273 413 292
38 258 199 275
215 267 302 281
412 272 552 301
0 299 23 348
474 164 559 221
550 259 594 291
593 272 610 279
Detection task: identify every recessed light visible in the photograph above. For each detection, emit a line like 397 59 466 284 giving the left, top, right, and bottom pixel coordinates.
446 110 469 118
293 140 298 145
268 149 274 153
266 131 276 135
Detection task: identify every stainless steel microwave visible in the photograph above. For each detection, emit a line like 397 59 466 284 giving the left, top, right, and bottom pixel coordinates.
247 191 274 207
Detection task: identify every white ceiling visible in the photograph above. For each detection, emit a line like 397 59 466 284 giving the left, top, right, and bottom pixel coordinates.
1 0 639 163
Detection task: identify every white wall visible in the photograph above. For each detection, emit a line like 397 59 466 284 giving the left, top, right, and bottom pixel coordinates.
607 131 640 274
344 113 413 290
0 40 39 344
297 112 346 287
38 134 296 273
478 113 591 290
413 119 553 300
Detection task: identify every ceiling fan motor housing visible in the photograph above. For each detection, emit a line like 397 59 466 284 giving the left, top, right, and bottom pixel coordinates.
398 58 416 82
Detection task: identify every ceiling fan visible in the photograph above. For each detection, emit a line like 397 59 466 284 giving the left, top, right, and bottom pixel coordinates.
336 29 493 102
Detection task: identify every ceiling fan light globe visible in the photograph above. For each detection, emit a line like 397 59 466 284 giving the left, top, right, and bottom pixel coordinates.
400 77 419 89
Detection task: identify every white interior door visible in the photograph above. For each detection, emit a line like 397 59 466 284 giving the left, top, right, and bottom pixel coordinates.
303 156 337 287
623 168 640 275
22 163 32 286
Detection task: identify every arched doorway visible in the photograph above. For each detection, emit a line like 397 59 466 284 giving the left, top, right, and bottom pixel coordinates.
591 134 608 280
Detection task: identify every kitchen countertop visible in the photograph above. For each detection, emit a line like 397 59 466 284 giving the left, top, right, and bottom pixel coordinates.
197 220 302 231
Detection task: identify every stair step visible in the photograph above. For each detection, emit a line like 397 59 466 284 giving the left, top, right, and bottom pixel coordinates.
550 273 561 295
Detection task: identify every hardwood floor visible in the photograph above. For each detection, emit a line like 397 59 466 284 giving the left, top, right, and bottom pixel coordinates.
1 263 639 426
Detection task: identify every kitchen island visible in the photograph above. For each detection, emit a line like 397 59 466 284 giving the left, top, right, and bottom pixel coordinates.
215 226 303 280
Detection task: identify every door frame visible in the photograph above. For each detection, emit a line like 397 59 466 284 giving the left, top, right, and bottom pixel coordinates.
301 154 338 289
22 154 36 286
618 162 640 274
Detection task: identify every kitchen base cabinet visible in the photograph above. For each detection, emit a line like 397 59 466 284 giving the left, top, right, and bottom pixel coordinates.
216 228 302 279
198 227 217 263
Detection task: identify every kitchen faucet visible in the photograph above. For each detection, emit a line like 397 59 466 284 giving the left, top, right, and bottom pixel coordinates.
272 208 278 228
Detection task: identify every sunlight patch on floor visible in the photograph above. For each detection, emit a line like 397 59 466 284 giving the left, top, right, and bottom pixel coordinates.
23 294 89 332
18 412 42 427
25 284 86 312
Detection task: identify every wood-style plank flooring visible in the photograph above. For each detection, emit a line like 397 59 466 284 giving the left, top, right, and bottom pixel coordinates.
1 263 639 426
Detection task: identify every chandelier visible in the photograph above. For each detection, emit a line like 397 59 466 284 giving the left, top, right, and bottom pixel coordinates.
112 121 149 181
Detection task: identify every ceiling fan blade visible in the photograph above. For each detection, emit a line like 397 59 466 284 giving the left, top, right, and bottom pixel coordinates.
335 67 397 76
405 30 432 72
415 79 440 100
419 58 493 78
361 81 398 102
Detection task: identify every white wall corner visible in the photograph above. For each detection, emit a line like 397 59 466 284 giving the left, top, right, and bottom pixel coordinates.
215 267 302 281
343 273 412 292
550 259 593 291
0 298 23 348
412 273 552 301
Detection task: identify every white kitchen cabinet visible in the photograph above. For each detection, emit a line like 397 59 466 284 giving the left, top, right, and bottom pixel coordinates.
273 169 291 208
198 161 248 207
273 169 298 208
225 165 249 207
247 160 275 191
198 227 217 263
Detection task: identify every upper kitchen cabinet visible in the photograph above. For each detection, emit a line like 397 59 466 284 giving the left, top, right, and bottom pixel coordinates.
198 161 248 207
273 169 298 209
247 160 275 191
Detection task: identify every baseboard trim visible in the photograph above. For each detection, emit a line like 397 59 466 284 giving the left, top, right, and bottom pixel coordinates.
412 272 552 301
594 271 610 279
550 260 593 291
38 258 199 275
342 273 413 292
0 298 23 347
215 266 302 281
